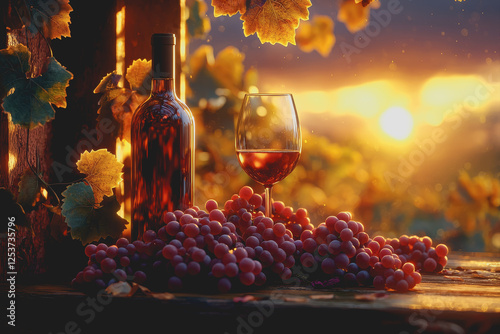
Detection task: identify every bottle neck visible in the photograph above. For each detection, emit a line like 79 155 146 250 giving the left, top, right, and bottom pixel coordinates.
152 43 175 79
151 78 175 96
151 42 176 96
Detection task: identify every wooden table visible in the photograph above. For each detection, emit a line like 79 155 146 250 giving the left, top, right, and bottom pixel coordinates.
6 252 500 334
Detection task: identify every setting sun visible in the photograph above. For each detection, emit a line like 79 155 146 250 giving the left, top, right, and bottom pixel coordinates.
379 107 414 140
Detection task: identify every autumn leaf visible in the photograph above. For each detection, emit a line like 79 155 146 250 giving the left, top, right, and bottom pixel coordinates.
125 59 152 94
76 149 123 205
241 0 312 46
355 0 376 6
187 0 211 39
27 0 73 40
94 72 122 95
211 0 311 46
212 46 245 92
188 45 252 100
212 0 247 17
296 15 336 57
94 61 151 141
106 281 133 296
0 45 73 128
61 183 127 244
338 0 372 33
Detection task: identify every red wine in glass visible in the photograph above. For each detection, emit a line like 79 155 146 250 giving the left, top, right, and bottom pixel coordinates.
236 93 302 217
236 149 300 186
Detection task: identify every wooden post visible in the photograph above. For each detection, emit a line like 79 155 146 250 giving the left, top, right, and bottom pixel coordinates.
0 0 8 188
0 0 117 281
123 0 183 94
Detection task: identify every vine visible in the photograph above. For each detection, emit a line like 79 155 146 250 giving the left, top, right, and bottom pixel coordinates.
1 1 126 245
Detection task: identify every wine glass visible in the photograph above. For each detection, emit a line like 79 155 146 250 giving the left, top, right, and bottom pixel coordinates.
236 93 302 217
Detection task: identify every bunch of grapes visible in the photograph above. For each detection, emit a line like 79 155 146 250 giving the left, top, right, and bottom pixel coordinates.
301 211 448 291
72 186 449 293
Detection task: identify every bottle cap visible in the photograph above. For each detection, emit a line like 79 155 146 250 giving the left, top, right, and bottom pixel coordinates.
151 33 176 45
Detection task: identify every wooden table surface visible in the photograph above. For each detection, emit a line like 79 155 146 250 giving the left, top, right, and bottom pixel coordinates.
6 252 500 334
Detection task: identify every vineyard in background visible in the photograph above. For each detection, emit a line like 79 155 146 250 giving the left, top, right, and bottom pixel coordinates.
185 0 500 252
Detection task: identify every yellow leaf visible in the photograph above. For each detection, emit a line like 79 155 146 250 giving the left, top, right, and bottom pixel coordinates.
189 45 215 79
212 0 247 17
337 0 371 33
213 46 245 90
355 0 377 6
242 0 312 46
296 15 335 57
125 59 152 93
37 0 73 40
76 149 124 205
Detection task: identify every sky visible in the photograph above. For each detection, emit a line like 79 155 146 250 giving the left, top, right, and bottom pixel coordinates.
189 0 500 187
191 0 500 91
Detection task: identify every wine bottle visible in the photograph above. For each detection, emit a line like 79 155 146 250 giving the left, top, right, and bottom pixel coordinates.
131 33 195 241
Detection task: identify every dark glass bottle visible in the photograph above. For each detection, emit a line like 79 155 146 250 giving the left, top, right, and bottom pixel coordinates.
131 33 195 241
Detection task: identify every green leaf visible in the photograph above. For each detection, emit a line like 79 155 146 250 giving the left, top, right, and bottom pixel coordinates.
33 57 73 108
61 182 127 244
61 182 95 232
92 195 128 242
17 169 42 213
1 53 73 128
0 44 30 99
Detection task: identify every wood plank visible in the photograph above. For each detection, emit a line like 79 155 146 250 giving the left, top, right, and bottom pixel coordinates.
8 253 500 334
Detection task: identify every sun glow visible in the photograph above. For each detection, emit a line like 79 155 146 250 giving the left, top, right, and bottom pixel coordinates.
379 106 414 140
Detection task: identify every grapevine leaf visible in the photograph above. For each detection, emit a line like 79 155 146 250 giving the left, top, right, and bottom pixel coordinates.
61 182 95 234
187 0 211 39
76 149 124 205
212 0 247 17
61 183 127 244
296 15 336 57
17 169 42 213
125 59 151 94
0 44 30 99
94 63 151 141
212 46 245 93
355 0 376 7
93 72 122 94
188 45 248 100
241 0 312 46
32 56 73 108
1 50 73 128
27 0 73 40
337 0 371 33
91 195 128 243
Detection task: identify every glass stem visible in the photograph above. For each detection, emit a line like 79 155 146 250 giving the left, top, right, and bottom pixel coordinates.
264 185 272 217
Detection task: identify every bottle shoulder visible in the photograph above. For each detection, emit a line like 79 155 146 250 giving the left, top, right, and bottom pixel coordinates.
133 94 194 124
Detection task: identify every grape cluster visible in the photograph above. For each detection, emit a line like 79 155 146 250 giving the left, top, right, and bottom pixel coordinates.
72 186 449 293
